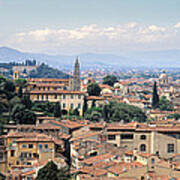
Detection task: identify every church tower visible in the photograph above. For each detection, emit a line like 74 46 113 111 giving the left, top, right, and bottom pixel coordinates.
72 57 81 91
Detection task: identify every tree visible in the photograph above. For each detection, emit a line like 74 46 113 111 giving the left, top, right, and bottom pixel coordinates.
103 75 118 87
18 86 23 98
11 104 36 124
36 161 71 180
54 102 61 118
73 108 79 116
91 100 96 108
152 81 159 109
87 83 101 96
36 161 59 180
159 96 174 111
82 96 88 117
0 172 5 180
85 102 147 123
21 94 32 109
14 79 27 87
167 113 180 120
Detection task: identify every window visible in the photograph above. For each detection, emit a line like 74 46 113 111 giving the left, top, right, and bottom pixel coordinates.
63 95 66 99
29 144 33 149
78 103 81 109
37 95 39 100
70 103 74 109
24 152 27 158
54 94 57 99
41 95 44 100
22 144 27 148
29 153 32 158
78 95 81 99
63 103 66 108
71 95 74 99
140 144 146 152
44 144 48 149
167 144 174 153
151 158 155 164
108 135 116 140
27 177 33 180
121 134 133 139
140 135 146 140
46 95 48 100
0 152 3 160
39 144 43 149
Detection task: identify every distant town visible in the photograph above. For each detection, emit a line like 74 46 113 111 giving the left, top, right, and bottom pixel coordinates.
1 58 180 180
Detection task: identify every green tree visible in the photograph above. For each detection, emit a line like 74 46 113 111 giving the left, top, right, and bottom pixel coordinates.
87 83 101 96
103 75 118 87
54 102 61 118
14 78 27 87
36 161 71 180
11 104 36 124
152 81 159 109
91 100 96 108
167 113 180 120
72 108 79 116
0 172 5 180
21 94 33 109
82 96 88 117
36 161 59 180
159 96 173 111
18 86 23 98
85 102 147 123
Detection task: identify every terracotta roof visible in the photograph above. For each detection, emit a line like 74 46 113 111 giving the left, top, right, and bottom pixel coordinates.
81 153 114 165
29 90 85 94
70 131 101 142
51 120 83 130
28 78 69 82
35 83 66 87
87 96 105 100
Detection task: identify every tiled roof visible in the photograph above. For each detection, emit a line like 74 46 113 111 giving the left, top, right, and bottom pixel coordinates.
29 90 85 94
81 153 114 165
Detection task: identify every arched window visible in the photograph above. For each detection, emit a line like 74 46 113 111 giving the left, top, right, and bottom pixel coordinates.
140 144 146 152
140 135 146 140
151 158 155 164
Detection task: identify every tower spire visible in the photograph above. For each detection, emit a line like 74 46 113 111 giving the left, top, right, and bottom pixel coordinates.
73 57 80 91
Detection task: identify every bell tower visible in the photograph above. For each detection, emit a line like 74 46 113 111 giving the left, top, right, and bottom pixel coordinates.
73 57 80 91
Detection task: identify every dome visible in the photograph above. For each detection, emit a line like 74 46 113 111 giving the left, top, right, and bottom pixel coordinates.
101 88 113 94
159 73 167 79
114 82 123 89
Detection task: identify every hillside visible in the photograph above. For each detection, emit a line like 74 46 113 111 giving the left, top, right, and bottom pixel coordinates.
0 61 70 79
1 47 180 69
29 63 70 79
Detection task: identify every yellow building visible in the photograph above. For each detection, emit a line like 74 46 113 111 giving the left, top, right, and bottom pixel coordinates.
0 132 65 173
28 90 85 115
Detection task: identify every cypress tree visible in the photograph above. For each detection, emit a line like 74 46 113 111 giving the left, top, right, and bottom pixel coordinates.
18 86 23 98
152 81 159 109
82 96 88 117
54 102 61 118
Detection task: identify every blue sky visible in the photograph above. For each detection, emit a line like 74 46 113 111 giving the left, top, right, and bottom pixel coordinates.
0 0 180 54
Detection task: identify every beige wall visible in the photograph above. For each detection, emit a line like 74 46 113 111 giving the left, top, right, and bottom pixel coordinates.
30 93 84 115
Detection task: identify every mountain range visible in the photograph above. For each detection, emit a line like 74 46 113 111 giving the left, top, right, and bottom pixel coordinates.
0 47 180 69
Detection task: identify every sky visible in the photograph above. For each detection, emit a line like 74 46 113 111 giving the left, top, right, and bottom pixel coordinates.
0 0 180 55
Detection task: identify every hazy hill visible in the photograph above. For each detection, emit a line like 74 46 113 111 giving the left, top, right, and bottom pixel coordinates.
0 47 180 69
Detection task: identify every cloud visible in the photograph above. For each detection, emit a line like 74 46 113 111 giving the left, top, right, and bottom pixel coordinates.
174 22 180 28
2 22 180 54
